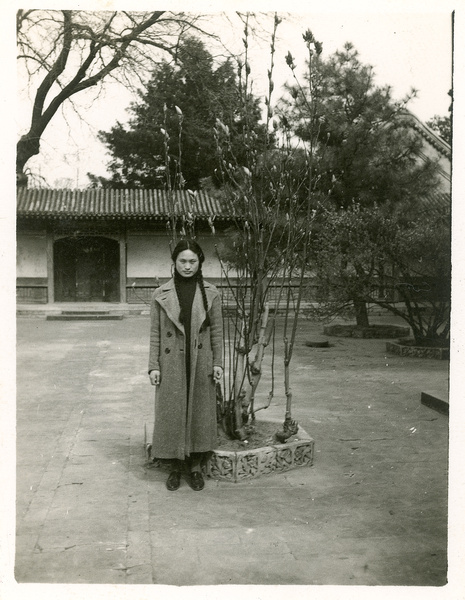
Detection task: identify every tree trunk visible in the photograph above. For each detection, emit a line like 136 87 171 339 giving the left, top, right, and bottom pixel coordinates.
17 134 42 187
16 170 28 188
353 298 370 327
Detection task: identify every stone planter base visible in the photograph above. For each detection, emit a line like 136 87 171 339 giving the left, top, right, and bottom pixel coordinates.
386 340 449 360
324 324 410 339
206 422 314 483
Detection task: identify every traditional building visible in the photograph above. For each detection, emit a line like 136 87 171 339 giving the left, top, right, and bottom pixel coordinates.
16 188 234 306
401 110 451 194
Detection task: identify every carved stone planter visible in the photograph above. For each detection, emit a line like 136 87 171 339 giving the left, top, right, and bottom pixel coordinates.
206 421 315 483
386 339 449 360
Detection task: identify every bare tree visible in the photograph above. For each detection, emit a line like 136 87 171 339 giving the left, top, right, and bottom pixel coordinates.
16 10 219 186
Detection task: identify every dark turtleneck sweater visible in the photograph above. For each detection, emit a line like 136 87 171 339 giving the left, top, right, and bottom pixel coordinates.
174 270 198 396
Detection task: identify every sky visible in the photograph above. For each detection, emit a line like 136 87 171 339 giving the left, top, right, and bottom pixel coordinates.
14 4 454 189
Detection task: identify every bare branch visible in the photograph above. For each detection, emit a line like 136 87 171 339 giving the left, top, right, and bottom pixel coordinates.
17 10 224 182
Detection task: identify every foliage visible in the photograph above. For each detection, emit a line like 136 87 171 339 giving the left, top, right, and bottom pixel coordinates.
95 37 266 190
16 9 219 186
280 41 443 326
311 204 384 327
380 205 451 345
311 202 450 345
281 42 441 211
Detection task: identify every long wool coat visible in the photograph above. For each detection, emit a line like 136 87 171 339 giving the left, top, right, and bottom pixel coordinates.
148 278 223 460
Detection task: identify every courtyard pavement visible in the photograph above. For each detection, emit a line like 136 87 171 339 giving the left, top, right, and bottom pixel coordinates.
10 311 457 594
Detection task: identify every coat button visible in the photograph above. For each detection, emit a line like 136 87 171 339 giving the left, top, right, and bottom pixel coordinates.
198 343 203 349
165 348 171 354
166 331 172 337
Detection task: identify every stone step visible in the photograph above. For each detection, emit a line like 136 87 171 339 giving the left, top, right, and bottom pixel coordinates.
61 310 110 315
46 313 123 321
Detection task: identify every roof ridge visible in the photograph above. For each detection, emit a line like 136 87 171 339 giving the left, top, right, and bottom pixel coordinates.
16 188 235 220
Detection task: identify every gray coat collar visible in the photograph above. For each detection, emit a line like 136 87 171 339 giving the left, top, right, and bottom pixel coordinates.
154 278 217 334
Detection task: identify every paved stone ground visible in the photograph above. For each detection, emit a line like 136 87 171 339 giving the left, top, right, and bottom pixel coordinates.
14 314 451 588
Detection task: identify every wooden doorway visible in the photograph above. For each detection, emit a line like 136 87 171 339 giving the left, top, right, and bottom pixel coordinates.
54 236 120 302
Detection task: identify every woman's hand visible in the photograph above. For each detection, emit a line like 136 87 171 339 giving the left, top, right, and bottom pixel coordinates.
149 370 161 386
213 366 223 383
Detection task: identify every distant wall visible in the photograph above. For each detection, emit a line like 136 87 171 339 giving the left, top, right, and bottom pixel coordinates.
127 234 171 278
16 227 230 305
126 232 223 278
17 234 47 277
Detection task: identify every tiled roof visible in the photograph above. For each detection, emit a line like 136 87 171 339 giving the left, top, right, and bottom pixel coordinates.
399 110 451 160
421 191 451 212
17 187 450 221
17 188 235 220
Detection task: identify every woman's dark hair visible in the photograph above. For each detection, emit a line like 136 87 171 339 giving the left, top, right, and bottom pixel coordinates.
172 239 210 326
171 238 205 265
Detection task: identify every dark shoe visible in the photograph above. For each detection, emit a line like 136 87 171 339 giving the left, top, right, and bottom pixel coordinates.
166 470 181 491
190 471 205 491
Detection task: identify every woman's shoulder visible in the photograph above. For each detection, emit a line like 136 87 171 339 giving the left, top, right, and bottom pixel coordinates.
203 280 221 295
151 279 174 299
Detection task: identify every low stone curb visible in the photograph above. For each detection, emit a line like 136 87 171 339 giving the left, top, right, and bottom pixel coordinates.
206 422 315 483
386 340 449 360
324 324 410 339
421 391 449 415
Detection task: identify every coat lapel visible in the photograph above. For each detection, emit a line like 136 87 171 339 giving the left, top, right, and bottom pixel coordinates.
155 278 217 335
155 280 184 334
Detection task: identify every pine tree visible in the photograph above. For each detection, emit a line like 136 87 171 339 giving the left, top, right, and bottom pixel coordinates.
95 37 266 190
281 42 444 327
283 42 440 212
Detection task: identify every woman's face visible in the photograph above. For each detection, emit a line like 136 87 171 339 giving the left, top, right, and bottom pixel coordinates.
175 249 200 278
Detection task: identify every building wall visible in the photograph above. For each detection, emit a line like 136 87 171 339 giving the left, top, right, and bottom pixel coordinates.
16 226 229 305
17 233 47 277
16 232 49 303
127 234 172 278
127 231 223 278
195 235 224 278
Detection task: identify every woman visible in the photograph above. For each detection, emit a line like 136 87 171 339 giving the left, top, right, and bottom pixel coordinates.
148 239 223 491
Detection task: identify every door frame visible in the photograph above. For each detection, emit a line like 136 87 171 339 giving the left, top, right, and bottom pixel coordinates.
52 233 124 303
